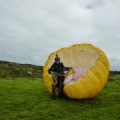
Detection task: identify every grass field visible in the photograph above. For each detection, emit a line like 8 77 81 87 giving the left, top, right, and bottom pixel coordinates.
0 77 120 120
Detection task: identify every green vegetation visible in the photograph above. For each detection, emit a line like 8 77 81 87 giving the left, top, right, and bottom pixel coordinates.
0 60 120 78
0 77 119 120
0 60 43 78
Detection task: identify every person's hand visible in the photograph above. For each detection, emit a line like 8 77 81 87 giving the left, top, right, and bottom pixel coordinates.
69 67 73 70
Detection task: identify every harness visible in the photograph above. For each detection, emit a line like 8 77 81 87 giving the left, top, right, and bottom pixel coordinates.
51 69 72 85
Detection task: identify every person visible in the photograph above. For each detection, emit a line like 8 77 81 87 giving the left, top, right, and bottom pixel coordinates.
48 54 70 99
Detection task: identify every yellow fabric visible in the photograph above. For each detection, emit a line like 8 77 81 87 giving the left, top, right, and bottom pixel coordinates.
65 69 73 78
43 43 109 99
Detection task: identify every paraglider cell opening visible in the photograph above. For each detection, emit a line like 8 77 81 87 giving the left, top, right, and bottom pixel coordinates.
62 48 99 84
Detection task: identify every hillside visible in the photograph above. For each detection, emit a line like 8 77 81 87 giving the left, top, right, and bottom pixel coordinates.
0 60 120 78
0 60 43 78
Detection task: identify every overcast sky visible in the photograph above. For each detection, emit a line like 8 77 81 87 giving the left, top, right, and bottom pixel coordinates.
0 0 120 70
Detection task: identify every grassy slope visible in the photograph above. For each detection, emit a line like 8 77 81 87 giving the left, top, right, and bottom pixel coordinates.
0 60 43 78
0 77 119 120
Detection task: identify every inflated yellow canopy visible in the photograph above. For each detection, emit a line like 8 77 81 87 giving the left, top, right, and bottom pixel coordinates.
43 43 109 99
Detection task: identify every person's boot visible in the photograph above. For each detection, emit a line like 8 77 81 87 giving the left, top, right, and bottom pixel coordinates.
52 94 56 99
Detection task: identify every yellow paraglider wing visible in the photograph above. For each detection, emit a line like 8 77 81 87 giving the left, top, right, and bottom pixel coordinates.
43 44 109 99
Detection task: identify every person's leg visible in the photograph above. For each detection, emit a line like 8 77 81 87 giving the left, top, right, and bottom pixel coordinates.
58 76 64 97
52 84 56 99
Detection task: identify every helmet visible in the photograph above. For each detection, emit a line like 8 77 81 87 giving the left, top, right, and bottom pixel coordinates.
55 54 60 61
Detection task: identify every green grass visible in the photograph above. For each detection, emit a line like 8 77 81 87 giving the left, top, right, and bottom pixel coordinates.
0 77 119 120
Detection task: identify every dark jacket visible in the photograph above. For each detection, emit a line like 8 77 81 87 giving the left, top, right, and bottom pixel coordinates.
48 62 70 74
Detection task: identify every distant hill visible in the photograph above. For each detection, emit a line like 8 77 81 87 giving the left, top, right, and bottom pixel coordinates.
110 70 120 77
0 60 120 78
0 60 43 78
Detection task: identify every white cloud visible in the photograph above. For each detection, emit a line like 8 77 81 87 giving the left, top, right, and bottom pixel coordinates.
0 0 120 70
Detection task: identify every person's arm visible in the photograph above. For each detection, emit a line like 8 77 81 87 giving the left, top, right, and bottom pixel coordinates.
48 64 55 74
61 63 70 71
